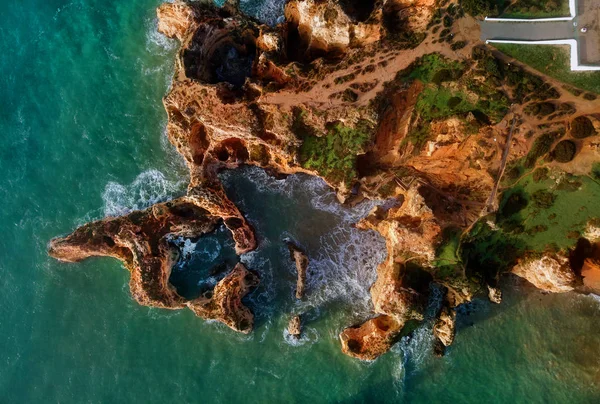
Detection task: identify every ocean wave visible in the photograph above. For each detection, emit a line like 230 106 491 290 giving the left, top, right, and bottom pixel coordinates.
145 17 177 56
282 326 320 347
223 166 387 337
102 169 185 217
304 225 385 315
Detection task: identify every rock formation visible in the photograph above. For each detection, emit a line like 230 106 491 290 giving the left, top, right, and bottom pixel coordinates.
187 263 260 333
340 315 405 360
487 285 502 304
48 199 259 332
49 0 600 358
287 241 309 299
511 254 578 293
288 315 302 338
433 307 456 357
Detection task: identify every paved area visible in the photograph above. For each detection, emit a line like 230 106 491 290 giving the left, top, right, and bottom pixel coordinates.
480 20 575 41
480 0 600 66
577 0 600 63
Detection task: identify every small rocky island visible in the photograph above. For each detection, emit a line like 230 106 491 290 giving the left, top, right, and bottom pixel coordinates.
50 0 600 360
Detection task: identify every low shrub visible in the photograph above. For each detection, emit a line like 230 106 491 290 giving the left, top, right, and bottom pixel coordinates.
533 167 549 182
461 0 498 17
531 189 556 209
570 116 596 139
551 140 577 163
451 41 467 50
524 133 557 168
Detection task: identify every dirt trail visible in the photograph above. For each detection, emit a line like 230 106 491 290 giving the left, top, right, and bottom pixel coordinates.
261 34 465 109
261 14 600 117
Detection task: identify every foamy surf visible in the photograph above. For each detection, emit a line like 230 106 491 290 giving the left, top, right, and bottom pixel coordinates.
221 166 387 345
282 326 320 347
102 169 185 217
145 17 177 56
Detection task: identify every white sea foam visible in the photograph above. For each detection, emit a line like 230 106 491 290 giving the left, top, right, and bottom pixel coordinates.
225 166 388 346
282 326 320 347
588 293 600 306
305 225 385 315
145 17 177 56
240 0 286 26
102 169 185 217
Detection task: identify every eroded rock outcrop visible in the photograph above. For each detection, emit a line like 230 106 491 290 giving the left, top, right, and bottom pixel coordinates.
340 185 437 360
433 307 456 357
512 254 577 293
287 241 309 299
49 0 600 359
340 315 404 360
288 315 302 338
51 0 447 343
49 199 259 332
187 263 259 333
284 0 380 60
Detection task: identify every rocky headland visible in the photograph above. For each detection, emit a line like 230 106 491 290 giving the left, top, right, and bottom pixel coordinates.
50 0 600 360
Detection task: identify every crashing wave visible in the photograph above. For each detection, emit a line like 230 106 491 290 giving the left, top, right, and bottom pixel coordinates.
102 169 185 217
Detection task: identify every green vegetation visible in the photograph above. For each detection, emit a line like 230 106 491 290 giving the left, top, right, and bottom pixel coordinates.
524 132 559 168
460 0 499 17
462 220 525 283
551 140 577 163
531 189 556 209
570 116 597 139
493 171 600 251
406 54 465 83
472 46 560 103
533 167 549 182
494 44 600 94
464 169 600 284
434 227 463 269
593 163 600 180
298 120 372 184
399 53 510 146
524 102 556 117
451 41 467 51
416 87 474 121
501 0 569 18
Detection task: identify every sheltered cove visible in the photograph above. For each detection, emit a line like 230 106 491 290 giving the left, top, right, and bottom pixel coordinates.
49 0 600 360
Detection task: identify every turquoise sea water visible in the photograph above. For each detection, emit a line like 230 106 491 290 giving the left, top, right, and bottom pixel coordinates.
1 0 600 402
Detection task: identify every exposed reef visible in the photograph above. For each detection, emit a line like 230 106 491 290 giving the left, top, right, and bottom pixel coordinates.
50 0 600 359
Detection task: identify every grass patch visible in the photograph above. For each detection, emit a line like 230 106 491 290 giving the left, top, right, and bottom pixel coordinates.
406 54 465 84
298 121 372 184
498 172 600 251
434 227 463 269
500 0 569 18
416 87 474 121
494 44 600 94
463 169 600 284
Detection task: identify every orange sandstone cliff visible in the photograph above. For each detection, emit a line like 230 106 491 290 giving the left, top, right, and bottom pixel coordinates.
49 0 600 359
